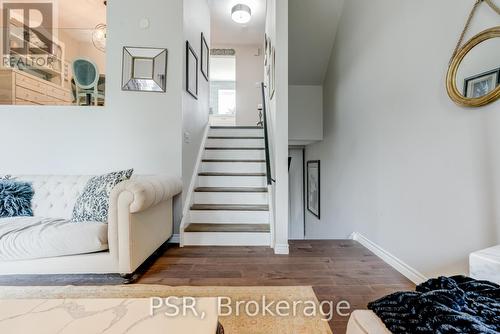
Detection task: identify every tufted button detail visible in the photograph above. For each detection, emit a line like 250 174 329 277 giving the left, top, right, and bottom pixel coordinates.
17 175 91 218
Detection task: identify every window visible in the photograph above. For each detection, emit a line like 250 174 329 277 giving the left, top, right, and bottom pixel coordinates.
209 55 236 116
217 89 236 115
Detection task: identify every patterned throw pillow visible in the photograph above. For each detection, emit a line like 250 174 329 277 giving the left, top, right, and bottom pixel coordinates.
0 180 34 218
72 169 134 223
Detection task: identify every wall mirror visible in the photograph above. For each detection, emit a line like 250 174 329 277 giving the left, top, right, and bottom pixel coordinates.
122 47 168 92
447 27 500 107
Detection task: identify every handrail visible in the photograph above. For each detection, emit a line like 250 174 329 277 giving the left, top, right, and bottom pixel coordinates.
260 82 274 185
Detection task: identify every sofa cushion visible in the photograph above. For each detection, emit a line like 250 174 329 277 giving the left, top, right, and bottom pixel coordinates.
72 169 133 223
0 217 108 261
0 180 34 218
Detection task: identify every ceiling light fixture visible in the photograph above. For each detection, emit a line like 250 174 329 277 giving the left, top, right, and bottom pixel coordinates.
231 4 252 24
92 1 107 52
92 23 106 52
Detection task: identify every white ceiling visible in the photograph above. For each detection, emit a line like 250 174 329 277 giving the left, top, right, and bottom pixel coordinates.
56 0 106 29
56 0 106 42
289 0 344 85
208 0 266 46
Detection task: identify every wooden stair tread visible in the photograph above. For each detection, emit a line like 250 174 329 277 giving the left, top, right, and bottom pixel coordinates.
191 204 269 211
195 187 267 193
202 159 266 163
210 126 263 129
205 147 265 150
184 223 270 233
198 172 266 177
208 137 264 139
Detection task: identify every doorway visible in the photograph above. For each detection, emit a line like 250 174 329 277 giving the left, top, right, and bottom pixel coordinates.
209 55 236 126
289 148 305 240
207 0 265 126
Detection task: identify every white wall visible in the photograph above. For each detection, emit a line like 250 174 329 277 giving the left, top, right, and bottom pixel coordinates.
181 0 211 232
288 0 344 85
305 0 500 278
289 85 323 145
212 44 264 126
0 0 184 221
266 0 289 254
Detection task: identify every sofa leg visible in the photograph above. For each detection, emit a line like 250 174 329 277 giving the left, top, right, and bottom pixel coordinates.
120 272 140 284
119 241 171 285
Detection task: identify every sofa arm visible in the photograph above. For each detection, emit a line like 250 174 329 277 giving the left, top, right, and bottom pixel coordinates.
112 176 182 213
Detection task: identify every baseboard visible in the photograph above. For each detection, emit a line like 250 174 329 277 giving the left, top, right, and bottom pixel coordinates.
350 232 427 285
168 234 180 244
274 243 289 255
179 123 210 247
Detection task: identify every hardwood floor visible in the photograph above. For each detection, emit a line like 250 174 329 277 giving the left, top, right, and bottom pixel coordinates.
139 240 415 333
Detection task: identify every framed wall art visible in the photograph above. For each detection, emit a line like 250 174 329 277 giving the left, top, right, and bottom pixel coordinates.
307 160 320 219
270 47 276 99
201 32 209 81
186 41 198 99
464 68 500 98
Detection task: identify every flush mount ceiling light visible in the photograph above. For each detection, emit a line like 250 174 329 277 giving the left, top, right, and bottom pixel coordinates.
231 4 252 24
92 23 107 52
92 1 107 52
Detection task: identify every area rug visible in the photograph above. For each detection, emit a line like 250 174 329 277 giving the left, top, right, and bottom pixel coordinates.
0 285 333 334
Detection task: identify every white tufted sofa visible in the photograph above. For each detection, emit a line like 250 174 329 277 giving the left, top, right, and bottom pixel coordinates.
0 175 182 276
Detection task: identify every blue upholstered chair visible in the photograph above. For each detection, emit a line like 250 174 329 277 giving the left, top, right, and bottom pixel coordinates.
72 58 105 106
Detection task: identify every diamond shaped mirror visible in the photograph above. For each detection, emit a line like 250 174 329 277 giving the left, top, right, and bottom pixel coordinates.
122 47 168 92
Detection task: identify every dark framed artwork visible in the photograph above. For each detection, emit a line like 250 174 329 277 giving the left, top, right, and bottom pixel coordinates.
264 34 269 66
270 47 276 100
267 36 272 60
307 160 320 219
186 41 198 99
201 32 209 81
464 67 500 98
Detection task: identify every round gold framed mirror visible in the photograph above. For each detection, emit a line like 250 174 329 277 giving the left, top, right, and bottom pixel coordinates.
446 26 500 108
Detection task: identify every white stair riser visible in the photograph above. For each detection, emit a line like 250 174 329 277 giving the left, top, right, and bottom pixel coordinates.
183 232 271 246
206 138 264 148
204 150 265 160
198 176 267 188
194 192 268 205
201 162 266 173
190 210 270 224
209 128 263 137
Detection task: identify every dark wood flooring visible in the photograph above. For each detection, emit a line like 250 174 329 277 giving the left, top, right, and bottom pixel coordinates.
139 240 415 333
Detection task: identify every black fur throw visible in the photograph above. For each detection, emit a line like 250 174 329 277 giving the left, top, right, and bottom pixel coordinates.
368 276 500 334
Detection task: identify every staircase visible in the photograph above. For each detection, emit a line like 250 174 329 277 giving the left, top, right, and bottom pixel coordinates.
182 126 272 246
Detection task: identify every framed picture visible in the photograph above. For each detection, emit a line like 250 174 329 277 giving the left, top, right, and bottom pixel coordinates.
307 160 320 219
122 47 168 92
186 41 198 99
464 68 500 98
264 34 270 66
266 64 271 97
267 37 272 59
201 32 209 81
270 47 276 100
